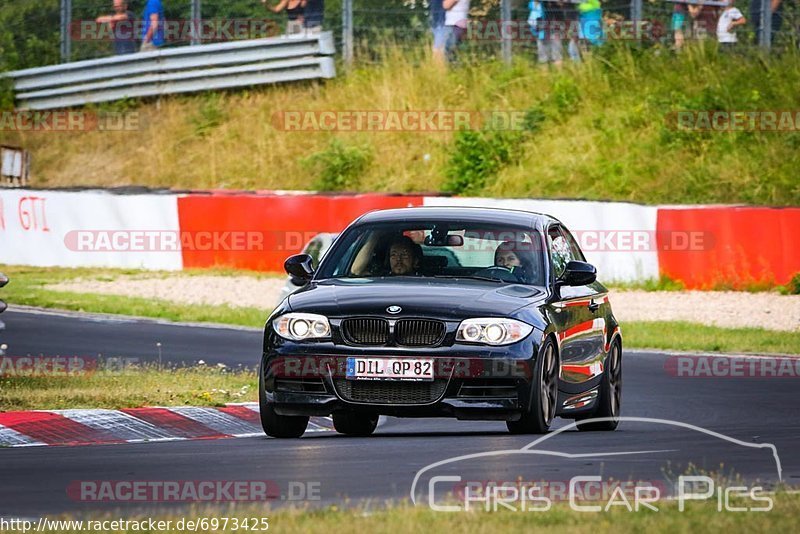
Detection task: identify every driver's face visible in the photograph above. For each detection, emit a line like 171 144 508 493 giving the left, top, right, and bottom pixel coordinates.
389 244 416 275
495 250 521 268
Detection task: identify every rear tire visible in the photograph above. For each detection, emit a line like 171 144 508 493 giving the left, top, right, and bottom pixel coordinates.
333 412 379 436
507 338 558 435
576 339 622 432
259 362 309 438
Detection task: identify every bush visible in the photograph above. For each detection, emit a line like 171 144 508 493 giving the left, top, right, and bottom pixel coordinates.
443 104 546 194
785 273 800 295
305 139 372 191
443 129 518 194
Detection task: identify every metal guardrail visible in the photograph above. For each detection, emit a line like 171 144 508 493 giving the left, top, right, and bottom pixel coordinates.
4 32 336 110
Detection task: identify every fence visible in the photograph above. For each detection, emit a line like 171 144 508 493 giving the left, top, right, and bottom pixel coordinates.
4 33 336 110
1 0 797 73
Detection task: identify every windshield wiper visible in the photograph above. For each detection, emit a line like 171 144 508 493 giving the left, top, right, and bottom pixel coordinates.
432 275 504 284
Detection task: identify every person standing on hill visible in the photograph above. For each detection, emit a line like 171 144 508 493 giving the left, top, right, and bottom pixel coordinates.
442 0 470 62
688 1 719 42
140 0 165 52
96 0 137 55
265 0 307 35
717 0 746 49
528 0 564 67
431 0 447 63
751 0 782 45
304 0 324 32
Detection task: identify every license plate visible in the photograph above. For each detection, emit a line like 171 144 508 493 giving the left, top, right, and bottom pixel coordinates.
346 357 434 381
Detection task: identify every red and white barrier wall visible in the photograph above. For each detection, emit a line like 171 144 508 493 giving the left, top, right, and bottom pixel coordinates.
0 189 798 288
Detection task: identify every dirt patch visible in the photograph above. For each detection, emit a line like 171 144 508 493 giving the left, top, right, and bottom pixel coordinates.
47 275 287 310
611 290 800 332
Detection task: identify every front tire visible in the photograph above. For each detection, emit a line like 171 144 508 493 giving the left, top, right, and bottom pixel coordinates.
576 339 622 432
507 338 559 435
258 362 309 438
332 412 379 436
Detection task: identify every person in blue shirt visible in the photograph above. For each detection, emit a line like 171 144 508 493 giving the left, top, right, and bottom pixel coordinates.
528 0 564 66
141 0 165 52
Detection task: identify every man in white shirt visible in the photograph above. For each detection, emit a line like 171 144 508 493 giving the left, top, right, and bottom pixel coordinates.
717 0 747 47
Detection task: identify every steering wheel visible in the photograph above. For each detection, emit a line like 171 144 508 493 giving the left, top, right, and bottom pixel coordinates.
473 266 525 283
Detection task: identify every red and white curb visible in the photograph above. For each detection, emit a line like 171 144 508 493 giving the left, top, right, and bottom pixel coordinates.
0 403 333 448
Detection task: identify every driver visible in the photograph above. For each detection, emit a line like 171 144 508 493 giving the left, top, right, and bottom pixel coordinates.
388 236 423 275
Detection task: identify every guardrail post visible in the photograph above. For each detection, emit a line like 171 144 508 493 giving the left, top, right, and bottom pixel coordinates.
60 0 72 63
190 0 202 46
759 0 772 50
501 0 512 64
630 0 642 23
342 0 354 66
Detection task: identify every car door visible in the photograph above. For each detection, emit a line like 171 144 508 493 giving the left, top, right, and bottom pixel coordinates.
546 225 606 386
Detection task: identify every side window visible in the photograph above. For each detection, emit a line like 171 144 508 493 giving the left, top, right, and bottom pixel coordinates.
548 226 575 279
560 227 586 262
304 238 322 268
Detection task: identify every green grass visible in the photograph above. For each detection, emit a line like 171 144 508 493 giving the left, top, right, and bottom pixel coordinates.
624 321 800 354
0 265 269 327
14 493 800 533
2 44 800 205
0 364 258 411
2 265 798 354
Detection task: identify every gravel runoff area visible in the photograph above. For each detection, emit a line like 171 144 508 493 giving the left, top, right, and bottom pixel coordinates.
46 275 800 332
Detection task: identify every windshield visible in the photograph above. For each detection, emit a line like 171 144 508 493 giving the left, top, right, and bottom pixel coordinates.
315 221 545 286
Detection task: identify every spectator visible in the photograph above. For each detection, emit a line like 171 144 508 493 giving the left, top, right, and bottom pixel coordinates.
264 0 306 36
304 0 324 33
431 0 447 63
577 0 604 49
528 0 564 67
140 0 165 52
751 0 782 45
672 3 687 50
689 2 719 42
717 0 746 48
562 1 581 62
96 0 136 55
442 0 470 62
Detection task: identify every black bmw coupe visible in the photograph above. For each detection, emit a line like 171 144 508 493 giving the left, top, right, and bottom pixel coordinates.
260 207 622 437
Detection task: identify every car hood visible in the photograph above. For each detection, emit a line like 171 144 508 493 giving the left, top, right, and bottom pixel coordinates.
287 278 544 319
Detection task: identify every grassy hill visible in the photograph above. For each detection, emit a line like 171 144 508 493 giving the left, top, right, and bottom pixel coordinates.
2 44 800 205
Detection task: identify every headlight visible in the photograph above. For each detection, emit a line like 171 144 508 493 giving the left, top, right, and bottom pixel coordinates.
455 318 533 346
273 313 331 341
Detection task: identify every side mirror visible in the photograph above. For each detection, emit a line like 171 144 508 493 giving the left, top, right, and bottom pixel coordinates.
558 261 597 287
284 254 314 285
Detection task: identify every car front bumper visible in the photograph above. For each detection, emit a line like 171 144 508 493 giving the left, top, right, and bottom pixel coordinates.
262 334 542 421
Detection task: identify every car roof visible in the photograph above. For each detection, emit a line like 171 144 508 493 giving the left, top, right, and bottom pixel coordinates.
354 206 559 228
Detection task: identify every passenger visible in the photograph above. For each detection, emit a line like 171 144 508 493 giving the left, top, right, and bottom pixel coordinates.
494 241 538 282
388 236 423 276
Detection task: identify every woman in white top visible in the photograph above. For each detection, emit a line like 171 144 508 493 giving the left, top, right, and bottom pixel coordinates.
442 0 470 60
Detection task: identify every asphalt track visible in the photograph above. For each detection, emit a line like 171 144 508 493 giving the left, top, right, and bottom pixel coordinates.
1 307 798 517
